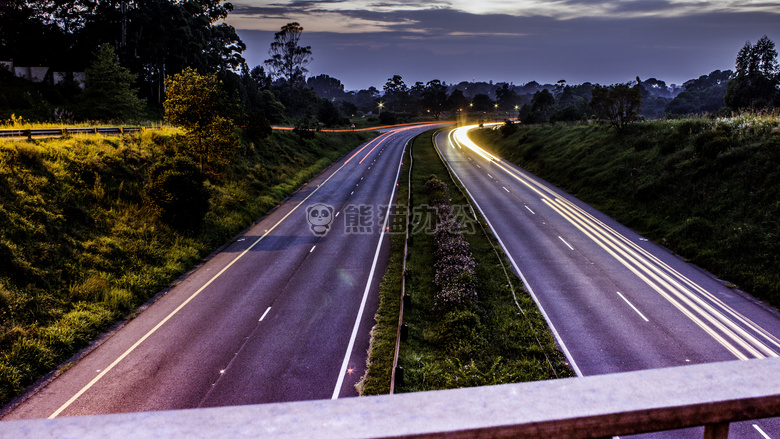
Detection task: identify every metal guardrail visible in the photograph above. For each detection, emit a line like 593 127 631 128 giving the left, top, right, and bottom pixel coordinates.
0 127 143 139
2 357 779 438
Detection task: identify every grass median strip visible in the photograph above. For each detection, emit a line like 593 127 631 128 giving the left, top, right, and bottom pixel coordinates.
358 130 573 396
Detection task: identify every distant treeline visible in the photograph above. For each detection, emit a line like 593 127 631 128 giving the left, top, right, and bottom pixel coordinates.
1 2 778 127
308 36 779 123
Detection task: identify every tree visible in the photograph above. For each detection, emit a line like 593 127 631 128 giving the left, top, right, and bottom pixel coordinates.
666 70 732 115
590 83 642 130
121 0 245 105
164 67 238 175
495 84 519 112
447 89 469 112
421 79 449 119
519 89 555 124
264 22 312 87
250 66 272 90
352 86 380 113
471 93 494 112
307 74 346 100
725 35 779 110
383 75 410 113
79 45 145 121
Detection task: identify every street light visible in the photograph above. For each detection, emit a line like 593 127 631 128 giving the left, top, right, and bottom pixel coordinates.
378 102 384 115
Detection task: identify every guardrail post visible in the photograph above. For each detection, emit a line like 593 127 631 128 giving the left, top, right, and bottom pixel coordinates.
703 422 729 439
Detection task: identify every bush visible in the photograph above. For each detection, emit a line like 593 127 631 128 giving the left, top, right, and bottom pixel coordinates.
693 130 731 159
145 156 210 230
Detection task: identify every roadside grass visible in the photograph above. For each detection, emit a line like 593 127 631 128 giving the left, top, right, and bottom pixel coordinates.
358 130 573 396
471 115 780 309
0 128 375 405
1 114 167 130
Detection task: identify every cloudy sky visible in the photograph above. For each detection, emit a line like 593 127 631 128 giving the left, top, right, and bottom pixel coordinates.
226 0 780 91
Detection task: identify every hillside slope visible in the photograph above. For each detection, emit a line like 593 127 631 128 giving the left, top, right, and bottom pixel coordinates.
0 128 374 405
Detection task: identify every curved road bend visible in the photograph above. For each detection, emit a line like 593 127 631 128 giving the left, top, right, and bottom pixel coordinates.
2 123 445 420
437 126 780 439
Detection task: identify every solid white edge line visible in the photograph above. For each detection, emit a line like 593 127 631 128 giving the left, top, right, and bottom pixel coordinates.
259 307 271 322
332 136 406 399
437 131 584 377
753 424 772 439
616 292 650 322
48 136 365 419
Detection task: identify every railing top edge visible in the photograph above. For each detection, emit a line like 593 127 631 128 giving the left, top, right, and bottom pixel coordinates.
3 343 780 438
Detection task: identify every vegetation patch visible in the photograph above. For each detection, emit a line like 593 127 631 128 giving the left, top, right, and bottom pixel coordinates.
471 115 780 309
0 128 375 405
359 130 573 396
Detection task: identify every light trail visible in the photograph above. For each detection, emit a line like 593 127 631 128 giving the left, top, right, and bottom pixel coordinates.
448 124 780 361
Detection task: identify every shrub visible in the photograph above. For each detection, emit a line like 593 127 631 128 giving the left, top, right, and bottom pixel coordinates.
145 156 210 230
694 130 732 159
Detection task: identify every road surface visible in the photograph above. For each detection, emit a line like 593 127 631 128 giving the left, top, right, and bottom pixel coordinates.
1 123 443 420
437 125 780 439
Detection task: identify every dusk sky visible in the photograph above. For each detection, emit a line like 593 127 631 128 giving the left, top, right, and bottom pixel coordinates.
226 1 780 91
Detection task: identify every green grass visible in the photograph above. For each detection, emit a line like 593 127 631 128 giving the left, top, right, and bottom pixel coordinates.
471 116 780 309
359 130 573 395
0 128 376 405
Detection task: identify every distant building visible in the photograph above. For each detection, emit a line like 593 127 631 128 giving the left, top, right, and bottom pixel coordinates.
1 60 85 88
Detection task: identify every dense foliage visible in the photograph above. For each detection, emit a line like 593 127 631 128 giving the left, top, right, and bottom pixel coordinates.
725 35 780 111
163 67 239 175
79 45 145 121
590 83 643 130
1 0 243 101
665 70 732 115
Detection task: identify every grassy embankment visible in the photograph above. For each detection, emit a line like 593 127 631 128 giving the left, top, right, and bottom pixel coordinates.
472 115 780 309
358 130 574 396
0 128 375 405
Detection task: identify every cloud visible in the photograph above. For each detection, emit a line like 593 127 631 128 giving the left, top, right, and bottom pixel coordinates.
232 1 780 91
228 0 780 32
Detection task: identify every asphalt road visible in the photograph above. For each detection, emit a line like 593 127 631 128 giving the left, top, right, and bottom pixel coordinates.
2 124 443 421
436 125 780 439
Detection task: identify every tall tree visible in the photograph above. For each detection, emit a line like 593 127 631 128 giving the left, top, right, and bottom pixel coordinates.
127 0 245 105
382 74 410 113
421 79 449 119
725 35 779 110
471 93 494 112
164 67 238 175
264 22 312 87
590 83 642 130
495 83 519 112
79 44 145 121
